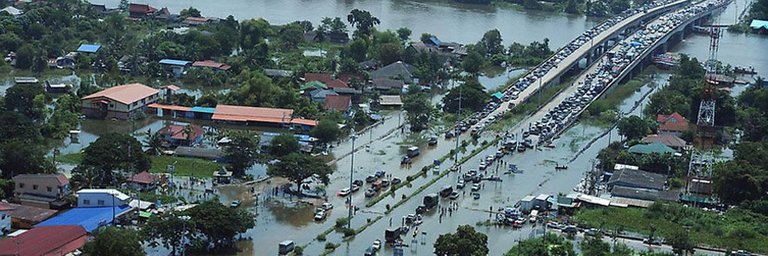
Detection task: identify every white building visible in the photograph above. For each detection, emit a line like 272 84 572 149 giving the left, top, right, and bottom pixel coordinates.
76 189 130 208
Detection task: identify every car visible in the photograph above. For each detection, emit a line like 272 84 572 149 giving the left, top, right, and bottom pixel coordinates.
338 188 351 196
364 246 377 256
230 200 241 208
449 191 460 200
381 179 390 187
428 137 438 146
353 179 363 186
479 163 487 170
585 228 600 237
322 203 333 210
372 239 382 250
365 189 377 198
351 184 361 192
375 170 386 178
456 181 465 189
391 177 402 185
445 131 455 139
473 193 480 200
471 184 480 191
366 175 377 183
314 210 326 221
563 225 578 234
643 238 663 246
415 205 427 214
546 222 560 229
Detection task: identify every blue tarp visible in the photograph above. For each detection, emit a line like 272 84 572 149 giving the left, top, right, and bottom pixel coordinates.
428 36 441 46
36 206 132 233
190 106 216 114
492 92 504 100
77 44 101 53
159 59 192 66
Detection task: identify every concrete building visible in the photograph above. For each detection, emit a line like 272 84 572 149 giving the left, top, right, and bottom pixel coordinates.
12 174 70 209
81 83 160 120
76 189 130 208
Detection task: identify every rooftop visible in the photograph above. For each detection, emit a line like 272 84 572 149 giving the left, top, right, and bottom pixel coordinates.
159 59 192 66
12 174 69 186
656 112 690 132
76 44 101 53
628 142 676 155
749 19 768 30
82 83 159 105
264 69 293 77
323 95 352 112
76 189 130 201
0 225 87 256
35 205 132 232
129 171 157 185
379 95 403 106
192 60 231 70
370 61 416 83
641 134 686 148
0 202 58 223
158 124 204 141
212 104 293 123
607 168 667 191
174 146 222 159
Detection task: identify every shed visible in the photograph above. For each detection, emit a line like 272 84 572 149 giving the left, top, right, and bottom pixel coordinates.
379 95 403 107
76 44 102 53
0 202 58 229
492 92 504 102
190 106 216 119
607 168 666 191
641 134 687 149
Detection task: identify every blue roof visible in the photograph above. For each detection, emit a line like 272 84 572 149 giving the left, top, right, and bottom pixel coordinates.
492 92 504 99
428 36 441 46
750 19 768 30
159 59 192 66
36 206 132 233
77 44 101 53
190 106 216 114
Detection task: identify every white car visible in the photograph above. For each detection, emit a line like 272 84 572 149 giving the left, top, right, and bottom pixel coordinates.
314 210 326 221
372 239 381 250
338 188 351 196
322 203 333 210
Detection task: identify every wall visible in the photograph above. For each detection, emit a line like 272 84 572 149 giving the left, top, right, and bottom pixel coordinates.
77 193 128 208
13 178 66 199
0 212 10 235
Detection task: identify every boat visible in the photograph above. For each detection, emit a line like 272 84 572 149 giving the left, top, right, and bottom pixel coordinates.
555 164 568 170
692 25 710 34
734 66 757 75
544 143 556 148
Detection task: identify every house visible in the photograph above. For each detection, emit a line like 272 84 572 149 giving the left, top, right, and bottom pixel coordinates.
309 89 338 102
12 174 70 209
0 202 57 229
45 80 71 93
213 168 233 184
160 84 180 100
749 19 768 33
607 168 667 191
379 95 403 107
35 205 133 232
358 60 380 71
76 189 131 208
183 16 211 26
128 3 157 18
157 124 204 146
641 134 687 149
152 7 179 22
656 112 690 136
128 171 158 191
304 72 349 89
687 177 713 196
76 44 101 54
0 6 22 17
323 95 352 114
0 225 88 255
159 59 192 77
81 83 160 120
192 60 231 71
610 185 679 202
372 77 405 91
369 61 417 84
627 142 676 155
212 104 318 127
174 146 222 160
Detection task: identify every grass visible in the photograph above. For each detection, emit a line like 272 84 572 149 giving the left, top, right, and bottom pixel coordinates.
572 203 768 253
55 153 222 178
596 79 646 109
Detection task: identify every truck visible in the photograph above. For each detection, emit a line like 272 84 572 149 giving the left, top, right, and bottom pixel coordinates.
529 210 539 223
278 240 295 255
385 227 403 243
407 146 420 157
423 193 439 209
439 185 453 198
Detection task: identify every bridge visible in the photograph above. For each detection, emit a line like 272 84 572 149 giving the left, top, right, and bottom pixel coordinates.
511 0 732 145
470 0 690 131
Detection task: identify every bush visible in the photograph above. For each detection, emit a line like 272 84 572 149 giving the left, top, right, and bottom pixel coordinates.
294 246 304 255
316 234 326 241
342 227 356 237
335 217 349 229
325 242 337 250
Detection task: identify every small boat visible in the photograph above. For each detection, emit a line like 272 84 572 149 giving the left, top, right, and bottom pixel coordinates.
734 66 757 75
555 164 568 170
544 143 556 148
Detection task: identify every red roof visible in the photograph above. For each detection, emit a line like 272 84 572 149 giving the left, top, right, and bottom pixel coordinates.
12 174 69 186
0 225 87 256
185 16 210 22
0 202 58 222
304 72 348 89
147 103 191 112
82 83 159 105
337 74 362 84
192 60 231 71
290 118 319 126
157 124 204 141
164 84 181 91
212 104 294 124
128 3 157 14
323 95 351 112
656 112 690 132
129 171 157 185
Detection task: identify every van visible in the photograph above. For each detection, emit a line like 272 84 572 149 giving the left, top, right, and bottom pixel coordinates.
278 240 294 255
511 91 520 100
407 146 420 157
423 193 439 208
529 210 539 223
563 225 578 234
385 227 402 243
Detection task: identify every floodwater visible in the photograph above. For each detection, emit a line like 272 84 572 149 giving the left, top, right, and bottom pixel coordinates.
478 67 527 92
90 0 597 46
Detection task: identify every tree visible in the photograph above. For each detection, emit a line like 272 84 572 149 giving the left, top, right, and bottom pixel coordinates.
396 27 412 43
268 153 333 186
143 130 164 156
179 7 201 18
311 119 341 144
564 0 580 14
278 23 305 50
712 161 763 204
118 0 129 11
667 229 695 255
222 132 259 176
434 225 489 256
505 233 576 256
4 84 45 120
240 18 271 50
442 78 490 114
345 39 368 62
185 201 255 250
143 213 188 255
478 29 503 57
271 134 300 157
0 139 50 179
462 47 483 74
347 9 380 38
83 227 145 256
14 44 35 70
377 43 403 65
580 237 610 256
74 133 150 187
617 115 649 141
403 92 435 132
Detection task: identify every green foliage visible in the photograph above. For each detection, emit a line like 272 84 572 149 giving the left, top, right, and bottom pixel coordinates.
143 213 188 255
434 225 489 256
268 153 333 185
504 232 576 256
311 119 341 144
179 7 202 18
73 133 150 188
477 29 504 57
579 237 611 256
402 92 435 132
748 0 768 20
507 39 553 66
737 85 768 141
5 84 46 120
149 155 223 178
222 132 260 176
347 9 380 38
15 44 35 69
184 201 256 251
442 77 490 113
396 27 412 42
462 46 483 74
84 227 145 256
270 134 301 157
617 115 651 140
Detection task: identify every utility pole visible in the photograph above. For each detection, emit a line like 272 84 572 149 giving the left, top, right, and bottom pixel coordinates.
454 84 462 165
347 113 357 229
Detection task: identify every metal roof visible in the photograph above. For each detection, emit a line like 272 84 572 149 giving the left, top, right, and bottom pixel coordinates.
190 106 216 114
77 44 101 53
159 59 191 66
35 205 132 232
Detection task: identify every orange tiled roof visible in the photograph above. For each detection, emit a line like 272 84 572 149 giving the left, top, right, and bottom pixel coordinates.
83 83 159 105
656 112 690 132
212 104 293 123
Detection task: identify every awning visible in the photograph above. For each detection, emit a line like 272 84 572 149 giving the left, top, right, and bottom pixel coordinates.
139 211 153 218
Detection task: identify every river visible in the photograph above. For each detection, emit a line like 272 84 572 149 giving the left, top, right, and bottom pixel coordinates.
90 0 597 46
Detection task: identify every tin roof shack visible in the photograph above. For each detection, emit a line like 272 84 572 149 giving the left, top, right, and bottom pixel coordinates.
519 195 536 212
45 80 71 93
369 61 417 85
81 83 160 120
0 202 57 229
607 169 668 201
35 205 133 233
12 174 70 209
157 124 204 146
159 59 192 77
128 171 159 191
533 194 552 211
0 225 88 256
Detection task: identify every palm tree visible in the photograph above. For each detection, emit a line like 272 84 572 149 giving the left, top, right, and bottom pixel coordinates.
144 130 164 155
182 125 195 146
